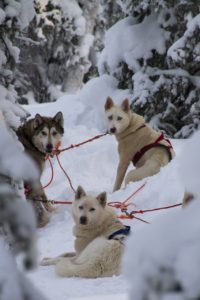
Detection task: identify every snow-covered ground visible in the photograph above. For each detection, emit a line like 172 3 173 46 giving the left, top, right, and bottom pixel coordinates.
23 85 185 300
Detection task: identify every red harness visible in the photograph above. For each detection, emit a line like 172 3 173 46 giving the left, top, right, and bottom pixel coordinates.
132 133 173 166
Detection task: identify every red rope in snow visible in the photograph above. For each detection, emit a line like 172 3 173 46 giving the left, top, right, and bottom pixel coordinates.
37 134 182 225
108 181 147 210
32 188 182 225
116 202 182 224
129 202 182 216
108 182 182 223
117 213 150 224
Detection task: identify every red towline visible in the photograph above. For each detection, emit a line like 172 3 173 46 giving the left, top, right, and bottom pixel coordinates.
42 133 108 191
39 133 182 224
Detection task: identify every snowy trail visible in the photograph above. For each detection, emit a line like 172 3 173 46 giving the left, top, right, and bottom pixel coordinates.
24 98 185 300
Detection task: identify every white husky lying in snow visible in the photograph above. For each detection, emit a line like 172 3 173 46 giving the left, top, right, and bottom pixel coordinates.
40 186 130 278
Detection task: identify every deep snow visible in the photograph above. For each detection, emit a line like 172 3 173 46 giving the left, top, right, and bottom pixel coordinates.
22 85 185 300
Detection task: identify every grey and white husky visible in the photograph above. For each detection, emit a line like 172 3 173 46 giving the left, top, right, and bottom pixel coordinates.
16 112 64 227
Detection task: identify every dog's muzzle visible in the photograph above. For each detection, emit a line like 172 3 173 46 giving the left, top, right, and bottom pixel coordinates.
110 127 116 134
46 143 53 153
80 216 87 225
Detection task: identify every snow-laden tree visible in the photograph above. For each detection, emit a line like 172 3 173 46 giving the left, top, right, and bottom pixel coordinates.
99 0 200 138
124 130 200 300
0 2 46 299
83 0 124 83
0 0 35 105
14 0 106 102
0 113 46 300
0 0 35 130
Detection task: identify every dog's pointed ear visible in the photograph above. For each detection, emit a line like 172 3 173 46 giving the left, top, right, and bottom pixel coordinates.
75 186 86 200
121 99 130 113
96 192 107 207
33 114 43 128
105 97 114 111
53 112 64 127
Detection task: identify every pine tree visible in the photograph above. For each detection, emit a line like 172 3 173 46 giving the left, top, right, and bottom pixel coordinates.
99 0 200 138
14 0 105 102
0 0 34 125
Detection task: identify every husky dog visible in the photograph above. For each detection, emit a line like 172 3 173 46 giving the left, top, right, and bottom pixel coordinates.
105 97 175 191
16 112 64 227
40 186 130 278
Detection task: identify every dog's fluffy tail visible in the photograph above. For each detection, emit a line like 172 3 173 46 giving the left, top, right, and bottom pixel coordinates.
55 237 123 278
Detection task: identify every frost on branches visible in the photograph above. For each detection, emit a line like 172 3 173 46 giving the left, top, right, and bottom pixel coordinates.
99 0 200 138
123 130 200 300
14 0 103 102
0 0 35 125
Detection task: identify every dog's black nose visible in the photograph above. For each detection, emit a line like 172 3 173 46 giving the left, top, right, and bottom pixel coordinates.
46 143 53 153
110 127 116 134
80 216 87 225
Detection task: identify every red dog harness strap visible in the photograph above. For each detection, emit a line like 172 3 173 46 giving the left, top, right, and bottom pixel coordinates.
132 133 173 166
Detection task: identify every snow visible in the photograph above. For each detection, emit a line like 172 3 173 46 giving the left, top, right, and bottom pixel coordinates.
38 0 86 36
0 234 46 300
60 0 86 36
178 130 200 198
76 75 131 131
124 131 200 300
0 85 30 129
68 294 128 300
0 124 38 182
168 13 200 63
0 8 6 24
4 0 35 29
20 89 185 300
124 199 200 300
0 237 24 300
18 0 35 29
79 33 94 60
5 1 21 18
99 13 169 74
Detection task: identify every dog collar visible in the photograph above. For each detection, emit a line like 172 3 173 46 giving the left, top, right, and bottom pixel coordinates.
108 225 131 240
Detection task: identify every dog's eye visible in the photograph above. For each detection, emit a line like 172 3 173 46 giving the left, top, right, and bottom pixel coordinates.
89 208 95 212
117 116 122 121
79 206 83 210
108 115 113 121
41 131 47 136
52 131 57 136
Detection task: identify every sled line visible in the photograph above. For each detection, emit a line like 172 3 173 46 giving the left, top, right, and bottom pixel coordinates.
52 132 108 155
42 132 108 192
40 133 182 225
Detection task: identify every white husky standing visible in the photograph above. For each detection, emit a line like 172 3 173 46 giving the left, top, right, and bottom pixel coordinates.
40 186 130 278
